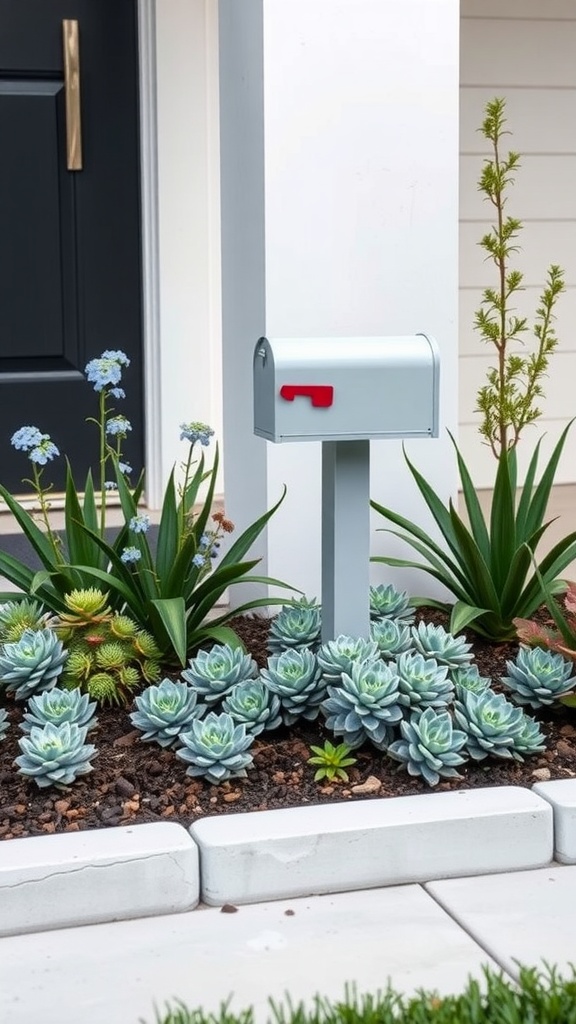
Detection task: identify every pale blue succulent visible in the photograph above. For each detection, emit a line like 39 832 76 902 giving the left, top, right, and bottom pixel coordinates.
451 664 491 696
21 687 97 734
0 628 68 701
267 598 322 654
512 713 547 762
387 707 468 786
369 584 415 624
0 708 8 742
130 678 202 747
181 644 258 704
410 622 473 670
176 712 254 784
317 635 379 684
452 689 526 761
222 679 282 735
502 645 576 709
370 618 412 660
321 660 402 750
260 649 325 725
15 722 97 788
395 650 453 711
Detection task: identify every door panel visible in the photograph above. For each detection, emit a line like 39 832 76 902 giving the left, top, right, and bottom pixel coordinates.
0 0 143 493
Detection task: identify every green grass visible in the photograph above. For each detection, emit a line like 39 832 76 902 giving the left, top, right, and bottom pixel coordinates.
144 964 576 1024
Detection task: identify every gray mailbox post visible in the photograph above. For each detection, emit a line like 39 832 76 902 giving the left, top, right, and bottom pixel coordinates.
254 335 439 641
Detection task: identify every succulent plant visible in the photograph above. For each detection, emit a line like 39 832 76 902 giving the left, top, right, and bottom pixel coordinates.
130 678 202 747
0 628 68 701
0 707 8 742
54 588 114 628
501 645 576 709
181 644 258 704
394 650 453 711
451 664 491 695
321 660 402 750
176 712 254 784
267 598 322 654
387 707 468 786
222 679 282 735
0 598 47 643
21 687 97 734
452 688 527 761
369 584 414 623
410 622 473 670
307 740 357 783
260 648 326 725
370 618 412 660
15 722 97 788
317 635 379 684
511 713 547 761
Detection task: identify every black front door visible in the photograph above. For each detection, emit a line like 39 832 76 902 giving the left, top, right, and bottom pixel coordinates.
0 0 143 493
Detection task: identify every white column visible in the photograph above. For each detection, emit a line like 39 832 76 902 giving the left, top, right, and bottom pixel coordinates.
219 0 460 606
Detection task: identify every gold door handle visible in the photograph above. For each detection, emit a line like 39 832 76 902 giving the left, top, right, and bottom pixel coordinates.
62 19 82 170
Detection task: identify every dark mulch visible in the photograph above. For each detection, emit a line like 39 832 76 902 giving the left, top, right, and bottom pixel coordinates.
1 608 575 842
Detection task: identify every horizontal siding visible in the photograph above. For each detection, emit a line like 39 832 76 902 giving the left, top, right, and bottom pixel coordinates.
460 351 576 424
458 422 576 488
460 221 576 288
460 285 576 357
461 19 576 87
460 155 576 220
460 88 576 153
463 0 576 18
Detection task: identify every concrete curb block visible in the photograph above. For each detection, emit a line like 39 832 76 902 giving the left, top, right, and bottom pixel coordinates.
0 821 199 938
190 785 554 905
532 778 576 864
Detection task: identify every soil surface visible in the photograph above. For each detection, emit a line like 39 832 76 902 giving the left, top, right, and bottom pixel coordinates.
1 609 575 842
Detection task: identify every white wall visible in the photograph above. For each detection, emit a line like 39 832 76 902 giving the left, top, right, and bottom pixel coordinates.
219 0 460 606
459 0 576 487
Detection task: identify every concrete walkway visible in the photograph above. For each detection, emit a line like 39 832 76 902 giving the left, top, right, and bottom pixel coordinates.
1 863 575 1024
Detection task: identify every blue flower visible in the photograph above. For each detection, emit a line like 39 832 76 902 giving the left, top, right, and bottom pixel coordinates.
104 481 118 491
179 422 214 446
106 416 132 437
85 351 129 393
101 350 130 367
11 426 46 452
118 462 132 476
192 553 204 568
110 388 125 400
199 534 210 548
120 546 141 564
29 439 60 466
129 514 150 534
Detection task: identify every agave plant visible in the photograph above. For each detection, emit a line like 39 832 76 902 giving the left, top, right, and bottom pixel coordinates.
0 707 8 742
370 618 412 660
176 712 254 784
369 584 415 623
321 660 402 750
15 721 97 788
410 622 473 670
394 651 453 711
0 628 68 701
222 679 282 735
267 598 322 654
387 707 468 786
21 687 97 734
451 664 491 694
0 598 47 643
452 688 527 761
130 678 202 747
501 645 576 709
181 644 258 704
317 635 379 684
260 649 325 725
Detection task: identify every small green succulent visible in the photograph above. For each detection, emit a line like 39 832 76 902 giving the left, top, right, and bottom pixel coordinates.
176 712 254 784
15 722 97 788
130 678 202 747
395 650 453 711
260 649 325 725
307 740 357 783
387 707 468 786
182 644 258 704
0 598 46 642
321 660 402 750
267 598 322 654
21 687 97 734
369 584 414 623
410 622 473 670
453 688 527 761
502 645 576 709
0 628 68 701
317 635 379 684
370 618 411 660
0 707 8 742
222 679 282 735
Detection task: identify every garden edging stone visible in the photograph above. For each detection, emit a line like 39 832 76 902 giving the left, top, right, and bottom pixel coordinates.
532 778 576 863
0 821 199 938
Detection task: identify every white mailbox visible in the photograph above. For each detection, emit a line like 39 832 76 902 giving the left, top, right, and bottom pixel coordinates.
253 334 439 443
